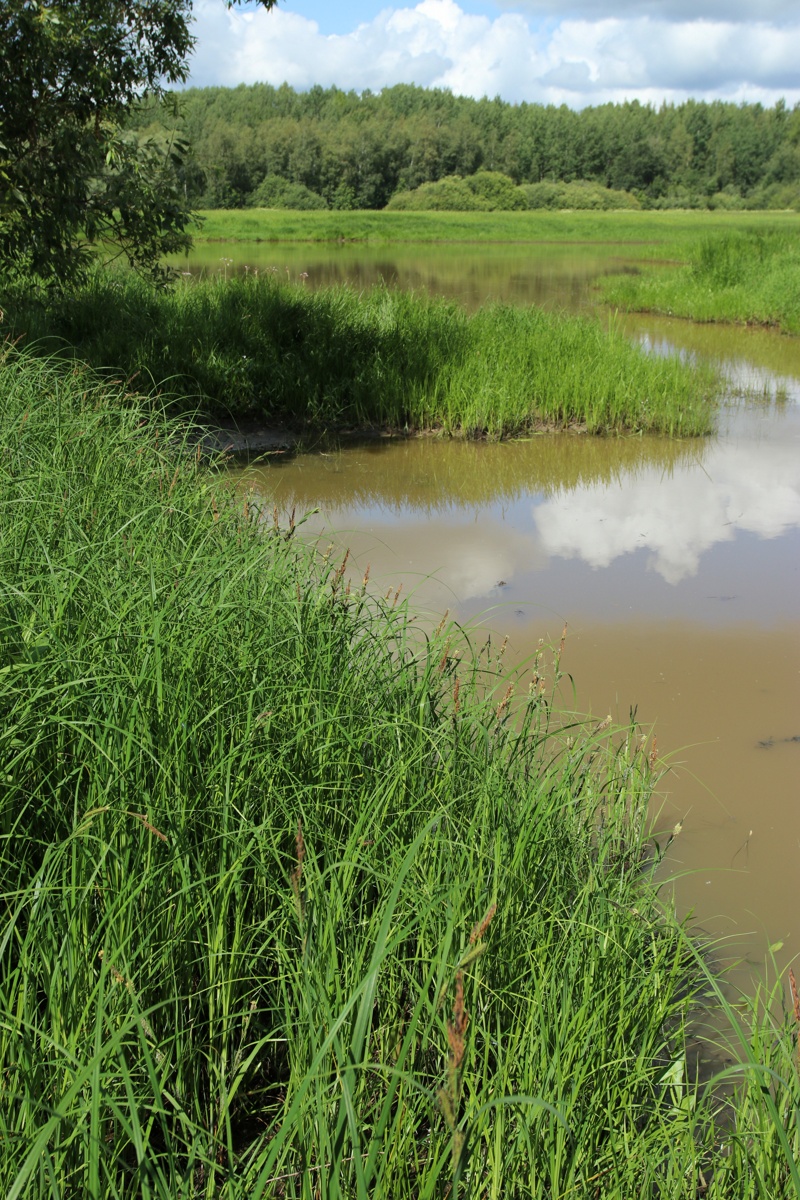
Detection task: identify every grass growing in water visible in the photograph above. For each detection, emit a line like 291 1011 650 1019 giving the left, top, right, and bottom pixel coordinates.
4 270 719 435
600 230 800 333
2 348 800 1197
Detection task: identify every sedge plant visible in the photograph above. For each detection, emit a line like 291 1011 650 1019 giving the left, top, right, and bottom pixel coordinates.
0 347 797 1198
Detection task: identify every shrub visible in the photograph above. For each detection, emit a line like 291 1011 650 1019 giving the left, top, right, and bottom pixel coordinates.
248 174 328 210
387 172 527 212
387 175 491 211
520 180 640 211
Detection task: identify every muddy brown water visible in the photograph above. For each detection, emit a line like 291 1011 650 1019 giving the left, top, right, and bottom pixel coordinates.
174 239 647 313
214 241 800 982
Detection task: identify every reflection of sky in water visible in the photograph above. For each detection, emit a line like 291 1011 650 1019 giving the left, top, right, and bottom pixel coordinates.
535 410 800 586
637 332 800 403
299 402 800 629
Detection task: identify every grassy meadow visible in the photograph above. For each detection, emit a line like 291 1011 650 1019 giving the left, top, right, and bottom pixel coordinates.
601 229 800 334
2 346 800 1197
3 270 719 436
191 208 800 252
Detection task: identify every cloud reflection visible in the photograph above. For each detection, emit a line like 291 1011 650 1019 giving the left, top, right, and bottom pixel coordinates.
535 415 800 584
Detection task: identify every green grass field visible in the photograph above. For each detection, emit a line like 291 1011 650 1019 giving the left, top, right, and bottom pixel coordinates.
192 207 800 252
2 346 800 1197
3 270 720 436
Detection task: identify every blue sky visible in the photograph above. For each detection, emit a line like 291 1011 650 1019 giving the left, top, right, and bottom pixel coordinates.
262 0 500 34
187 0 800 107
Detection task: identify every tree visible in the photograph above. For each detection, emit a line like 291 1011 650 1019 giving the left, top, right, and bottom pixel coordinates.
0 0 275 285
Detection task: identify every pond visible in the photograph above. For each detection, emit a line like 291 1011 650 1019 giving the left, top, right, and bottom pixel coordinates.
206 240 800 983
172 239 652 312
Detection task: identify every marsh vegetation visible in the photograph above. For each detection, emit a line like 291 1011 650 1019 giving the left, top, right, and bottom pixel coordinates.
2 269 720 436
5 26 800 1197
189 207 800 249
2 348 800 1198
601 229 800 333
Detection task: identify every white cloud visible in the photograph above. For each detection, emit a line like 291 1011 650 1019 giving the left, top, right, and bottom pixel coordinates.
548 18 800 93
187 0 800 105
504 0 798 23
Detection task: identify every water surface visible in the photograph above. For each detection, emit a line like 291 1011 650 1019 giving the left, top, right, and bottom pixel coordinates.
175 240 647 312
229 246 800 976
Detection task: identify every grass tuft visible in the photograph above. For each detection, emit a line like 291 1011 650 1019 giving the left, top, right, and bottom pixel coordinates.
600 230 800 333
3 269 720 436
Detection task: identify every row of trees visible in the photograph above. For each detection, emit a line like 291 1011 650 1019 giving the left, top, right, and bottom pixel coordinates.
130 83 800 212
3 0 799 290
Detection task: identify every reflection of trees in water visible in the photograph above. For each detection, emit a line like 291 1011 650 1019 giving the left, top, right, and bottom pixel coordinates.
248 433 705 517
180 245 631 312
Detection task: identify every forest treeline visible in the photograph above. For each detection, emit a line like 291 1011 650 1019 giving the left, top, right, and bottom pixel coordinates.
130 83 800 212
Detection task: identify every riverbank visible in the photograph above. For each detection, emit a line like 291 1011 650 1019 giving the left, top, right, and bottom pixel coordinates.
191 207 800 251
2 270 719 436
2 346 799 1197
600 229 800 334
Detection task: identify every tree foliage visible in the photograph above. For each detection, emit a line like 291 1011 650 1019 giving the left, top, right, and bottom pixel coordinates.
134 82 800 214
0 0 275 285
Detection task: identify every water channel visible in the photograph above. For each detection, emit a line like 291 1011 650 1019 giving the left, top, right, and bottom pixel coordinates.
197 240 800 983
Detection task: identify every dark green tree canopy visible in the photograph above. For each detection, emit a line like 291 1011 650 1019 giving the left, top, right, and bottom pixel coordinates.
0 0 275 284
142 81 799 215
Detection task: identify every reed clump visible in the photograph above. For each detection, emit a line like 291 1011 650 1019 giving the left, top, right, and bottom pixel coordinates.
600 229 800 333
1 348 798 1198
3 268 720 436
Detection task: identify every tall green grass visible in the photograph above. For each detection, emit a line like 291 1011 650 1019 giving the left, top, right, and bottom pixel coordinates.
2 348 800 1197
3 271 719 435
600 230 800 333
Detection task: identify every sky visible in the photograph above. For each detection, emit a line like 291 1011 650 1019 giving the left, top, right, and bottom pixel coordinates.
186 0 800 108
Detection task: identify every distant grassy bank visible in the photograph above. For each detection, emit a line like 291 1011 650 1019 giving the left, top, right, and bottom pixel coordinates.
3 270 719 437
192 207 800 251
2 347 800 1197
600 229 800 334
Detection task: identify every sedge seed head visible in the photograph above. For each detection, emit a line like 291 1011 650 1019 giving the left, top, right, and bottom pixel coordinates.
469 902 497 945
